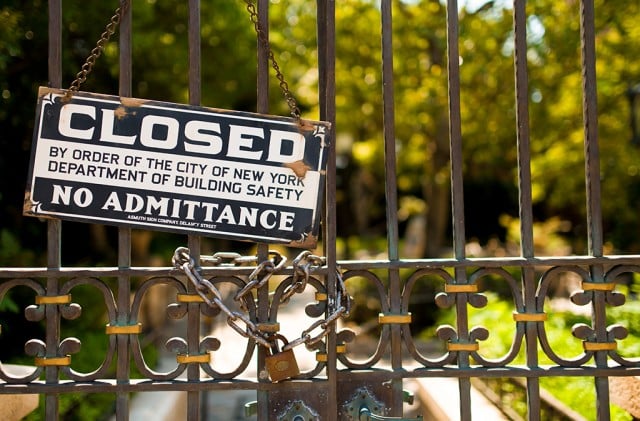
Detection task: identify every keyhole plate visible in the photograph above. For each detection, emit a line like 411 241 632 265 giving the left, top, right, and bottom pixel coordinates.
343 387 385 420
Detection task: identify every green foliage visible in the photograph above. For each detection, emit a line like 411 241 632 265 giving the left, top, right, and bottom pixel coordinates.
24 393 116 421
269 0 640 255
0 7 22 74
432 293 638 420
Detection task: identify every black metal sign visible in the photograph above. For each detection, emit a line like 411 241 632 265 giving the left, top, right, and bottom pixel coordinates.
24 88 330 247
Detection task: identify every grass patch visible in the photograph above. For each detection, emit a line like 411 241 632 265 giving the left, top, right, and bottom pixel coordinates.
431 293 640 420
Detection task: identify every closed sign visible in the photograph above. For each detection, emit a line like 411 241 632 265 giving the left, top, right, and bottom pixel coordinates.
24 88 330 248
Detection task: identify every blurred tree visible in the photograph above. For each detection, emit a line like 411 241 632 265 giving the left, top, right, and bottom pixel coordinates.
525 0 640 253
0 1 258 265
1 0 639 264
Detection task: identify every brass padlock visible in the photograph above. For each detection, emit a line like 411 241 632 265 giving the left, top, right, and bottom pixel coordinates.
265 335 300 382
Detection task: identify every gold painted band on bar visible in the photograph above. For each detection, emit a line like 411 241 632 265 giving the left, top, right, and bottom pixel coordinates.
35 294 72 305
444 284 478 293
447 342 479 352
315 346 346 361
257 322 280 333
512 312 547 322
35 356 71 366
176 293 205 303
378 313 412 324
177 354 211 364
315 292 328 301
583 342 617 351
106 323 142 335
582 282 615 291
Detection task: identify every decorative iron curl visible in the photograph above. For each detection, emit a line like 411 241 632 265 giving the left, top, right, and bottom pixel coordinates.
601 265 640 367
197 275 257 380
402 268 457 367
466 267 524 367
57 277 117 381
537 265 593 367
0 278 44 383
129 276 194 380
337 269 388 369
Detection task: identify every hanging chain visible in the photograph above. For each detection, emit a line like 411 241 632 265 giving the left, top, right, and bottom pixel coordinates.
172 247 350 351
67 2 128 94
64 0 301 122
243 0 302 122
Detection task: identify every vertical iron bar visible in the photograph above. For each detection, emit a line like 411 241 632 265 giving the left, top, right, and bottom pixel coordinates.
187 1 202 419
48 0 62 89
513 1 541 420
115 227 131 421
45 220 61 421
116 2 133 419
256 1 270 419
446 1 471 420
119 1 132 97
579 1 609 420
381 0 403 415
447 5 466 260
580 0 603 258
318 1 338 417
381 0 399 261
188 0 201 107
185 234 201 421
46 1 62 419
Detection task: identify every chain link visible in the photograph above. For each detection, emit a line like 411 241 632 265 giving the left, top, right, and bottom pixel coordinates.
64 0 301 123
172 247 351 352
282 266 350 350
66 2 128 95
234 250 287 303
243 0 302 121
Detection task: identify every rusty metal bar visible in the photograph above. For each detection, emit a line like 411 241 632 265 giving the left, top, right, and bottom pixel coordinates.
446 2 466 260
188 0 201 107
319 0 339 417
513 1 542 420
5 253 640 279
115 225 132 421
380 0 404 415
115 2 133 420
579 1 610 419
46 1 62 419
48 0 62 89
185 229 202 421
256 0 271 419
119 0 132 98
45 219 61 421
0 363 638 393
580 0 603 258
381 2 399 261
186 1 202 419
446 1 472 419
514 3 533 258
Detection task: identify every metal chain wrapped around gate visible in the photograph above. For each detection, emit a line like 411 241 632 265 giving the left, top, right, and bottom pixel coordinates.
66 1 129 96
172 247 351 353
243 0 302 121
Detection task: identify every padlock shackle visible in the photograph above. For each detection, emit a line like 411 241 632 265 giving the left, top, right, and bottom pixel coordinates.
267 333 289 354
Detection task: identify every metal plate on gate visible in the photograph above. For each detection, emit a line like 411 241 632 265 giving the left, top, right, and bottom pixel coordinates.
24 87 330 248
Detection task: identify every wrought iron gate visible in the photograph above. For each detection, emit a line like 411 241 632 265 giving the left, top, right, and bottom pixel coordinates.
1 1 640 420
